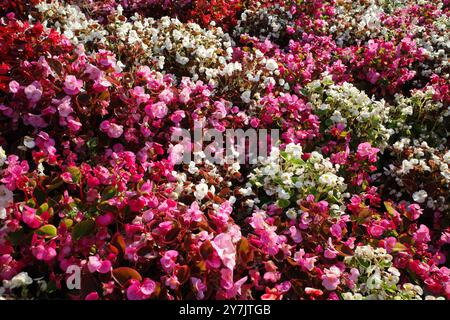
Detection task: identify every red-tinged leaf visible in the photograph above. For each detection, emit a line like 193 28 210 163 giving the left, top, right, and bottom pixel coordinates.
111 233 126 255
112 267 142 286
200 241 214 260
176 265 190 284
237 237 254 265
164 226 180 243
106 244 119 256
36 224 57 238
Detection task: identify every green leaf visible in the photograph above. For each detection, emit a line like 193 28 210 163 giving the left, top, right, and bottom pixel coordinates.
277 199 291 208
101 186 117 201
72 219 95 240
36 224 57 238
384 201 397 217
36 203 49 215
67 166 81 184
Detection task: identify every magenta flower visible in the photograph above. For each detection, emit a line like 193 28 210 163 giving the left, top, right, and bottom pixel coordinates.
191 277 207 300
126 278 156 300
24 81 42 103
321 266 341 291
357 142 379 163
100 120 124 138
211 233 236 270
87 256 112 274
64 75 83 95
413 225 431 243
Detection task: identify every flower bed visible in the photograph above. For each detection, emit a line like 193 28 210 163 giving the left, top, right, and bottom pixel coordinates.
0 0 449 300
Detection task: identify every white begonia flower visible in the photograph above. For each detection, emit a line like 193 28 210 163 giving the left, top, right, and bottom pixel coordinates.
0 208 6 220
23 136 35 149
0 185 13 209
0 146 6 166
443 151 450 164
412 190 428 203
285 143 303 159
241 90 252 103
286 208 297 220
188 161 199 175
318 173 338 187
265 59 278 71
5 272 33 289
194 183 209 201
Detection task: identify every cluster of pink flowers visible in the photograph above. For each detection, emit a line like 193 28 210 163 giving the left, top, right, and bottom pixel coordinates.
0 0 448 300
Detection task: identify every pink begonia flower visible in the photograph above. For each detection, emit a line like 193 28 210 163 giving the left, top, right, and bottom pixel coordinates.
93 77 111 92
142 209 155 222
184 201 203 223
24 81 43 103
214 201 232 225
26 113 47 128
191 277 207 300
211 233 236 270
324 238 339 259
165 275 180 289
61 172 73 183
406 204 423 221
126 278 156 300
158 89 175 104
384 236 397 253
294 249 317 271
357 142 379 163
367 69 381 84
130 86 150 105
330 223 342 239
87 256 112 274
32 244 57 261
149 101 169 119
322 266 341 291
178 87 191 104
96 212 114 226
170 110 186 123
57 96 73 117
100 120 123 138
220 268 247 298
289 226 303 243
67 118 82 132
64 75 83 95
413 224 431 243
84 64 102 80
348 268 360 289
368 223 385 238
168 144 185 165
31 237 57 262
160 250 179 273
9 80 20 93
85 292 99 300
22 206 41 229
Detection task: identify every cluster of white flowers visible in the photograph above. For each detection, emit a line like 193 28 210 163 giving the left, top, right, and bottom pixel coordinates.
1 272 33 299
234 4 294 41
34 1 108 45
306 75 393 149
343 246 427 300
389 88 449 148
34 3 237 84
383 138 449 213
248 143 347 212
